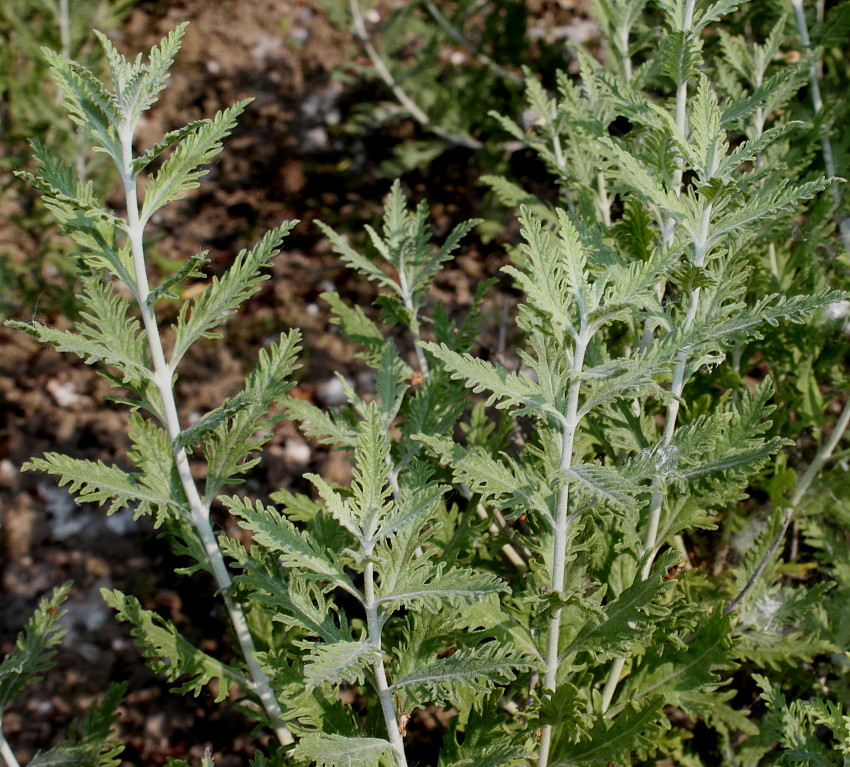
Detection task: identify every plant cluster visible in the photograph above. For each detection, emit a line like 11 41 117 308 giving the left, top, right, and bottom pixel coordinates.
2 1 850 765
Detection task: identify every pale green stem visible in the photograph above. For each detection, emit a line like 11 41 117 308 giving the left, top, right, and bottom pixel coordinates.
118 123 292 746
421 0 522 85
792 396 850 506
56 0 87 180
725 397 850 613
597 170 612 227
789 0 849 249
349 0 481 150
364 559 408 766
602 200 713 713
551 132 576 216
662 0 697 245
618 23 633 80
397 263 430 380
536 330 589 767
0 730 20 767
612 3 699 697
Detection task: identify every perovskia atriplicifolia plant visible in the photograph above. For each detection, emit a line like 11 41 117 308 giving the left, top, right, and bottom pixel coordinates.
3 1 850 765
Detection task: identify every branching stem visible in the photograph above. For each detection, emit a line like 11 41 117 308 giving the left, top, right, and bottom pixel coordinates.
349 0 481 150
421 0 522 85
602 193 713 712
117 123 293 747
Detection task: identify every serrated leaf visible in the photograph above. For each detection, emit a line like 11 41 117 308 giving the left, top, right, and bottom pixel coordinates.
563 552 679 661
147 251 209 305
563 463 641 512
389 643 529 706
132 119 211 175
24 453 180 520
42 48 122 166
323 291 385 365
550 696 667 766
204 330 301 495
170 223 297 369
415 433 552 522
284 396 359 447
176 389 258 450
423 342 553 419
617 612 738 715
377 562 508 610
8 274 150 387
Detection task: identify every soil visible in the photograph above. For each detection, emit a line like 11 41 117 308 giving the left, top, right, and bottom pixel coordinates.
0 1 593 764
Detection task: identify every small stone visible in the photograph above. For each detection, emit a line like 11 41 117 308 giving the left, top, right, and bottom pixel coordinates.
316 376 348 406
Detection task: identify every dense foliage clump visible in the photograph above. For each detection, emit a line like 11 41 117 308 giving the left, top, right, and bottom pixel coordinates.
1 1 850 765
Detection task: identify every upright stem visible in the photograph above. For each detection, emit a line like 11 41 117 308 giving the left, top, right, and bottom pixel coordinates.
364 559 408 766
536 331 589 767
792 396 850 505
608 2 699 706
597 170 612 228
663 0 697 245
789 0 849 249
349 0 481 150
725 397 850 613
55 0 87 180
421 0 522 85
117 124 292 746
618 23 633 81
0 731 21 767
602 199 713 713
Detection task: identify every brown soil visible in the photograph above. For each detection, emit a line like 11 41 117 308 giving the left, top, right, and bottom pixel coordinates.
0 0 590 763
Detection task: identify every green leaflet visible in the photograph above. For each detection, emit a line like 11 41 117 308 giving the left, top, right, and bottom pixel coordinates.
8 274 149 388
102 589 247 703
550 696 668 766
27 682 126 767
562 551 680 661
140 100 251 222
753 674 850 765
376 560 508 611
204 329 302 496
423 342 552 418
615 612 738 717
